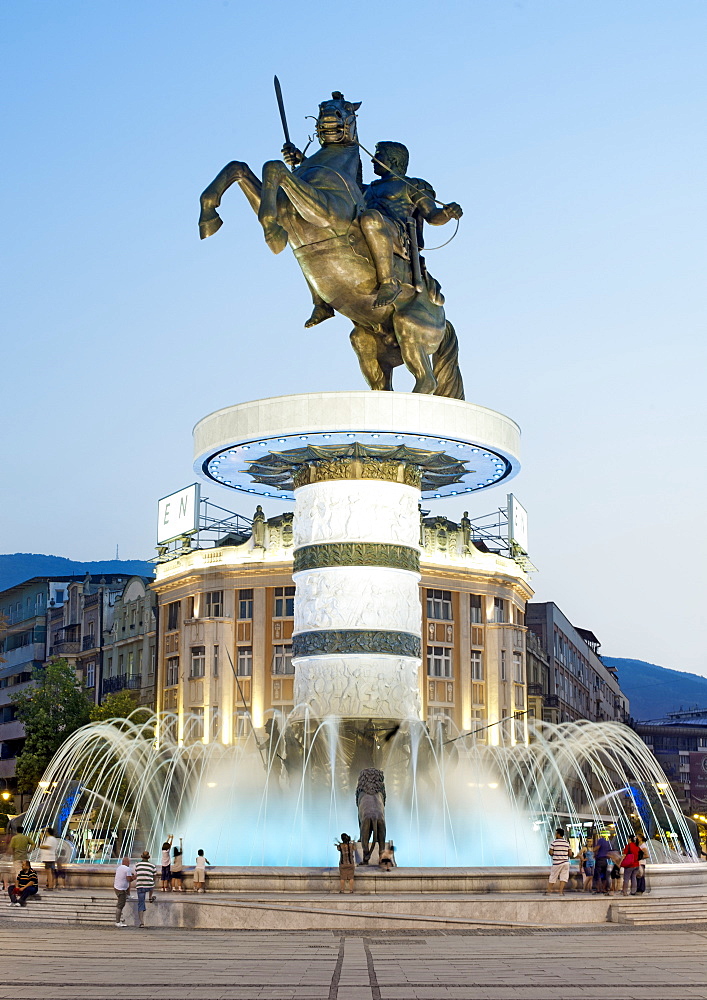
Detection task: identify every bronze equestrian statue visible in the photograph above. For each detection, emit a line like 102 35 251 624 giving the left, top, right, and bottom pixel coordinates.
356 767 387 865
199 89 464 399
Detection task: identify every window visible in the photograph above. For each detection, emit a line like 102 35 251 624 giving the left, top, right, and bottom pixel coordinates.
205 591 224 618
187 596 195 619
187 708 204 741
85 662 95 688
167 601 180 631
500 650 507 681
272 644 293 674
274 587 295 618
237 647 253 676
235 712 250 739
213 645 219 677
514 685 525 709
493 598 507 623
107 656 113 677
149 646 156 674
426 589 452 621
55 590 65 604
427 646 453 678
190 646 206 678
166 657 179 686
118 654 124 674
238 589 253 620
210 706 219 741
513 651 523 683
127 651 135 676
470 594 483 624
471 651 484 681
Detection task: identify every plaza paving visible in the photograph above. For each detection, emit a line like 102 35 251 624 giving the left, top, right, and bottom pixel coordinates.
1 923 707 1000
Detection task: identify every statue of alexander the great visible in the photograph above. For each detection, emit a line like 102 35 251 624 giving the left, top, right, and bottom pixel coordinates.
199 87 465 399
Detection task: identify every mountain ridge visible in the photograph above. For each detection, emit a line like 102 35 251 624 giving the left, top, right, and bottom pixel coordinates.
603 656 707 722
0 553 154 593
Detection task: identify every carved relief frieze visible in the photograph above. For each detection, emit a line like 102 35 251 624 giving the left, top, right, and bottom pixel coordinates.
293 542 420 573
292 629 422 659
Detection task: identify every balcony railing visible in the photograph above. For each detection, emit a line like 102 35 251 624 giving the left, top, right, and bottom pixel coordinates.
82 636 97 651
527 683 543 697
101 674 142 695
51 641 81 655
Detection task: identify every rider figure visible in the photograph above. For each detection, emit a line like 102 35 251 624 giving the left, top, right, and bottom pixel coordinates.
282 140 463 324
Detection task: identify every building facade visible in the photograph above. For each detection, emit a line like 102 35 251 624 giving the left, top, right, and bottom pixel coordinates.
151 510 534 746
47 575 156 708
634 711 707 818
0 576 82 792
526 602 628 724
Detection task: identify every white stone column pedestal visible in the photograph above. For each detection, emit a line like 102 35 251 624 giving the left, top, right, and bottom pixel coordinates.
292 477 422 720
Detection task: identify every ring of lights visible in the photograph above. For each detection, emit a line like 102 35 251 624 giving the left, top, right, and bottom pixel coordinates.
193 391 520 500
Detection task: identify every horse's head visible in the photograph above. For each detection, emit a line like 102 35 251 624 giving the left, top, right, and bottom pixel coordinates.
316 91 361 146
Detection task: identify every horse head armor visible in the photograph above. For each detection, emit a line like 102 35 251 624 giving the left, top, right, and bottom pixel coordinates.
316 91 361 147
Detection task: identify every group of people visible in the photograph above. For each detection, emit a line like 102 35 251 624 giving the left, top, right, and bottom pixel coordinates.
335 834 396 893
3 825 65 907
547 827 649 896
113 839 211 928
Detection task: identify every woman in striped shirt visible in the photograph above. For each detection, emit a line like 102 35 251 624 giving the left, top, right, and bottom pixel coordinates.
134 851 157 928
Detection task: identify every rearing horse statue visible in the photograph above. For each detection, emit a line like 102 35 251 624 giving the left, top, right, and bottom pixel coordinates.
199 92 464 398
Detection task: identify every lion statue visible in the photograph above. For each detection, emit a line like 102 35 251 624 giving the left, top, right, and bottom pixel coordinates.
356 767 386 864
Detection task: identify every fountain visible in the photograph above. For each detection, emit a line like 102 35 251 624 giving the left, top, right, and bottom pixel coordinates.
24 397 699 871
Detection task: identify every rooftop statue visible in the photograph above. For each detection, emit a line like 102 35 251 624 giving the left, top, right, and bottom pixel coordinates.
199 85 464 399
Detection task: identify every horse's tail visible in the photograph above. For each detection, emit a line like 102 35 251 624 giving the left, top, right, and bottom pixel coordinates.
432 321 465 400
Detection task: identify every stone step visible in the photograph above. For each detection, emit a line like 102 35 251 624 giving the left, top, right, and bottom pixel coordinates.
609 899 707 925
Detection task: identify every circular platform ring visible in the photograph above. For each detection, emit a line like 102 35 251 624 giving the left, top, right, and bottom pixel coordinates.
193 391 521 501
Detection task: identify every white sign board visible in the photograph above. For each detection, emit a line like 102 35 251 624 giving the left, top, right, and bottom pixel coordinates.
507 494 528 555
157 484 200 544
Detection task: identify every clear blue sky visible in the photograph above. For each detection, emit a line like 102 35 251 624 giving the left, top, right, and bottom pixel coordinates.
1 1 705 676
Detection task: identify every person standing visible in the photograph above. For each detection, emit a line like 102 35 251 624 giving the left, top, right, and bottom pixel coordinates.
160 835 173 892
39 827 58 890
592 831 612 894
0 831 11 892
580 839 595 892
193 849 210 893
8 827 35 883
8 859 39 907
171 840 184 892
134 851 157 928
336 833 356 894
546 828 573 896
635 835 649 894
621 836 641 896
113 856 134 927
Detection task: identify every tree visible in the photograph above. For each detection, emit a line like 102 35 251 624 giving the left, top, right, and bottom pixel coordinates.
11 658 92 793
90 690 150 727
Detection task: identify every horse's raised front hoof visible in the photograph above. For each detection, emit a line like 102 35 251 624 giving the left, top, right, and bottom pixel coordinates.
373 279 401 309
199 211 223 240
304 302 335 328
262 220 288 254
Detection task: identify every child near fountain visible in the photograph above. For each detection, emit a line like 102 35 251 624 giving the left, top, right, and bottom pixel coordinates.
193 849 210 893
160 834 173 892
336 834 356 893
171 839 184 892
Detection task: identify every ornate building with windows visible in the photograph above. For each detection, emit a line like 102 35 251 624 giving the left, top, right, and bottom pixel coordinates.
151 510 534 746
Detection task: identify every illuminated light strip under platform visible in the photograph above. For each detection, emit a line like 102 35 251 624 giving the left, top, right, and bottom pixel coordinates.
293 542 420 574
292 629 422 659
193 391 521 501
